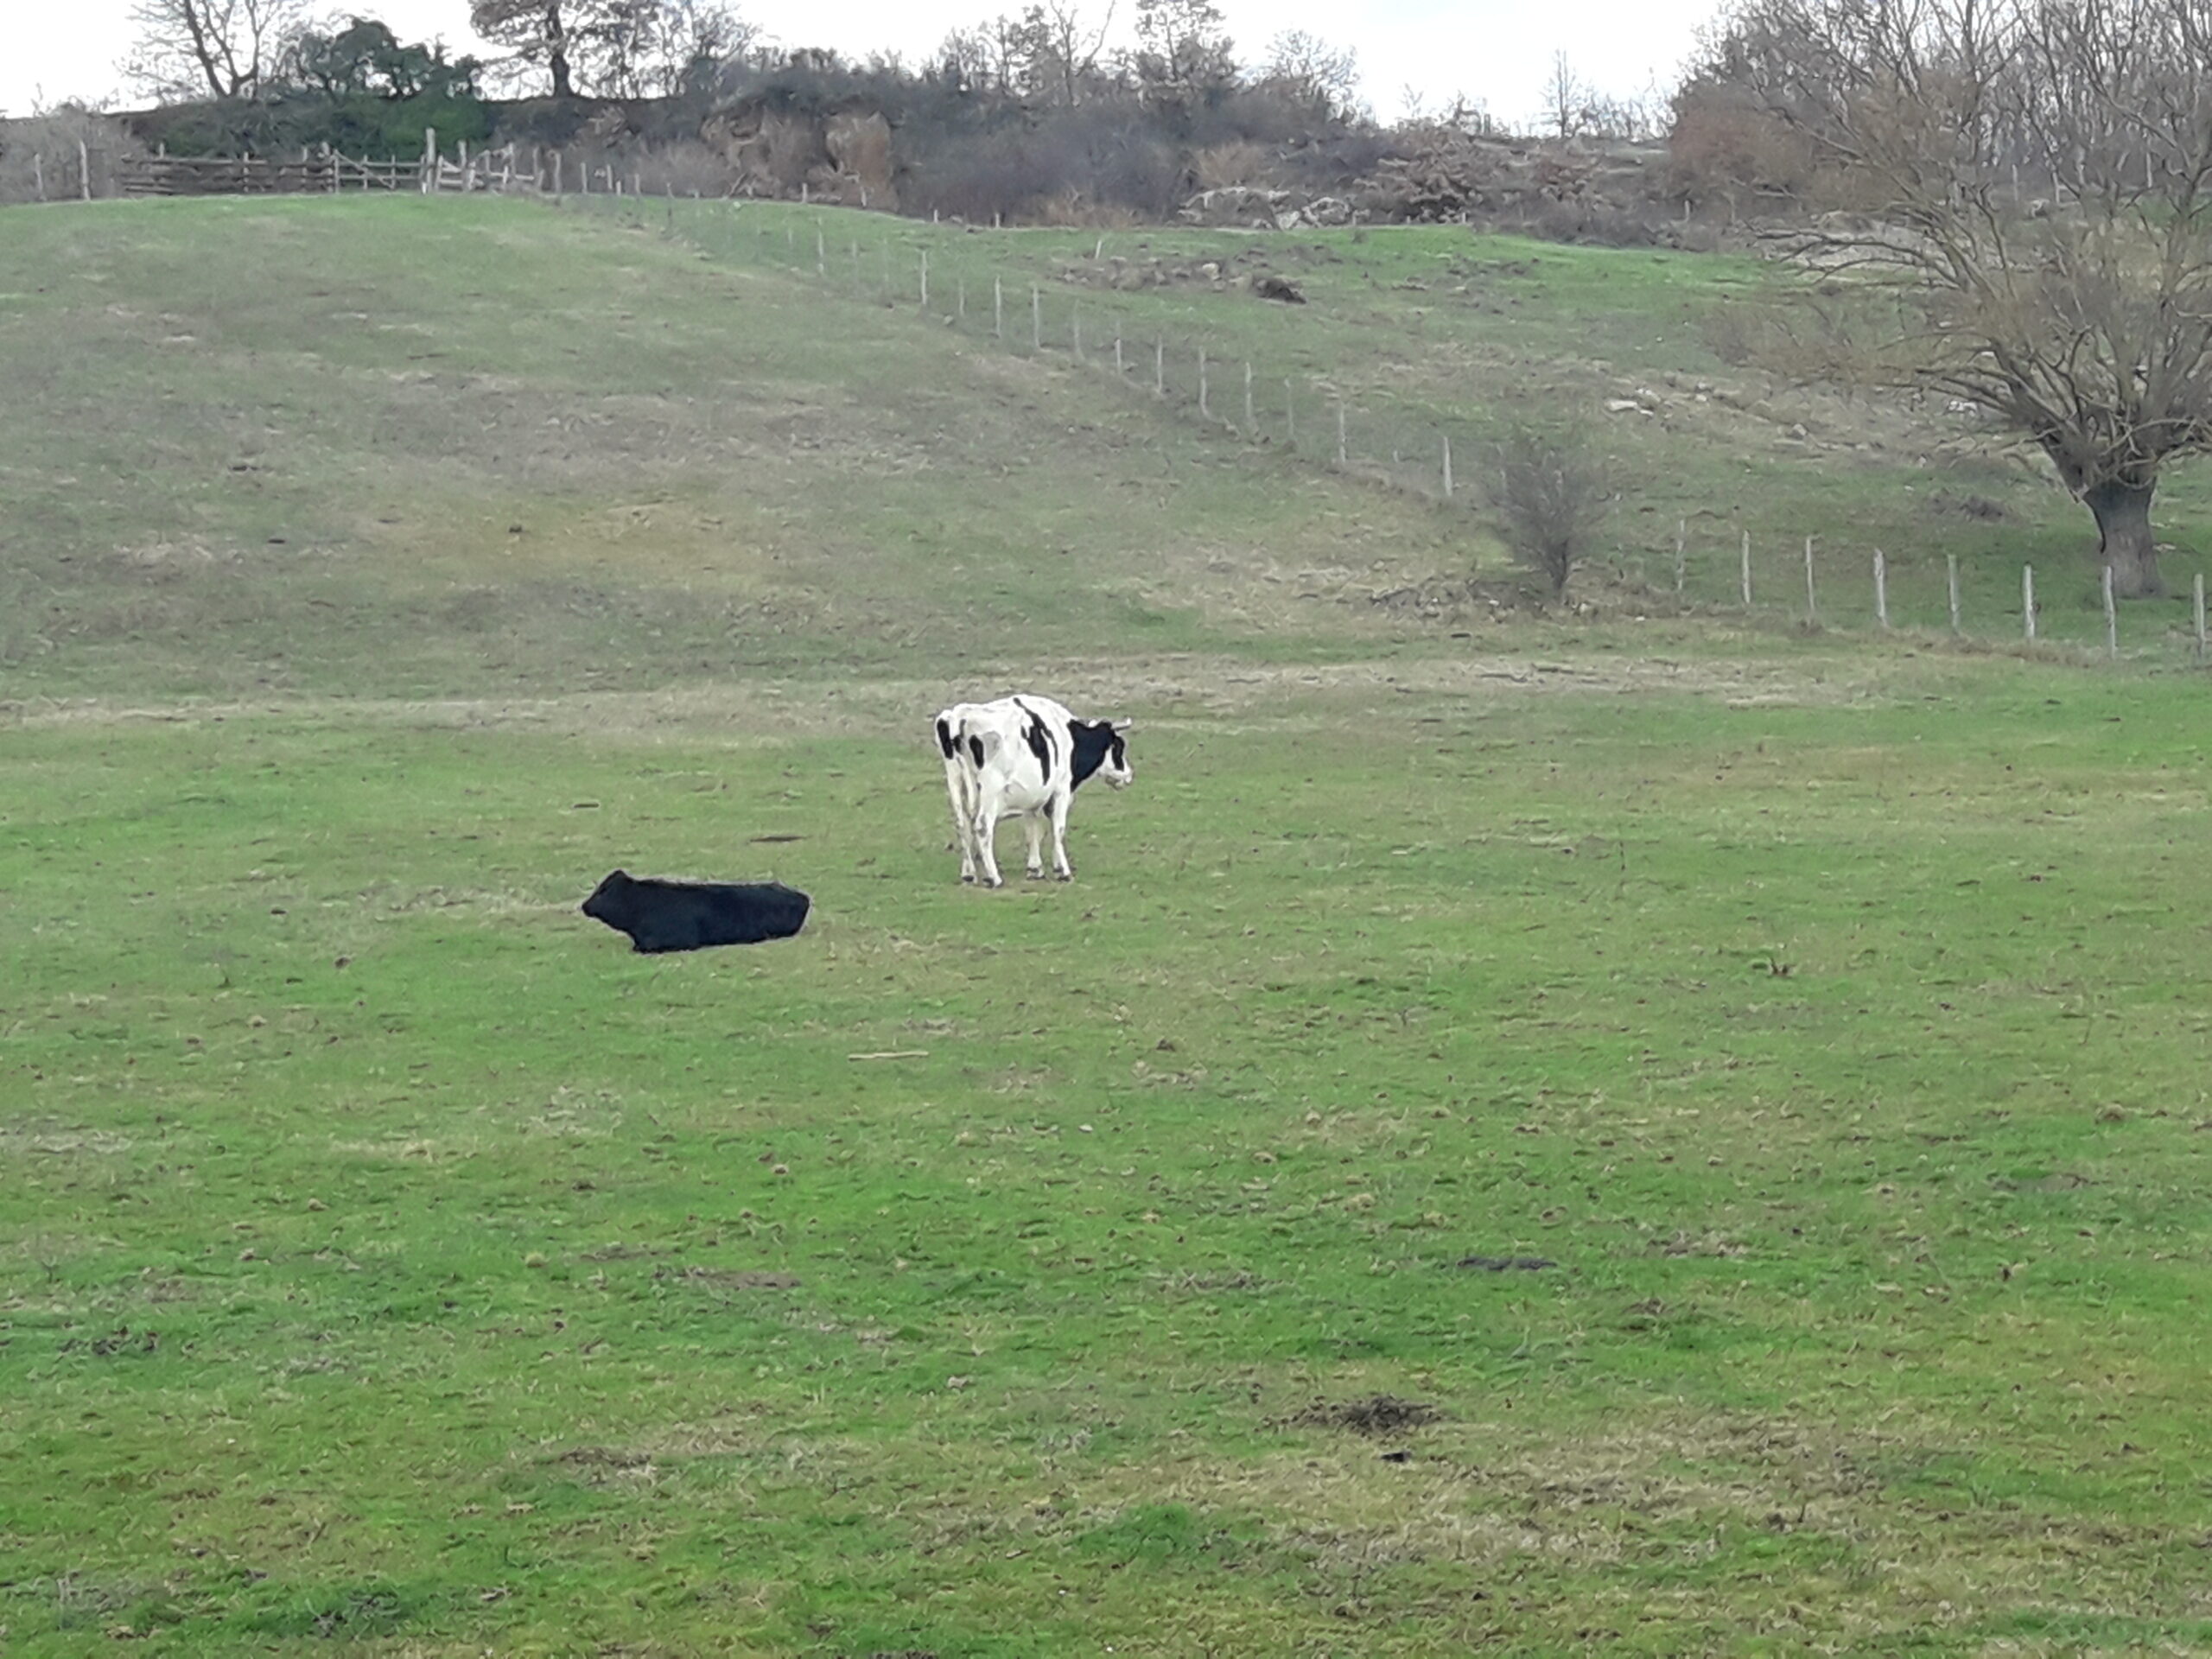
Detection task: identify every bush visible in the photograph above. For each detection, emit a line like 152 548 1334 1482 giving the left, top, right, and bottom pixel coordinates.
904 105 1183 225
1491 422 1611 598
630 140 746 197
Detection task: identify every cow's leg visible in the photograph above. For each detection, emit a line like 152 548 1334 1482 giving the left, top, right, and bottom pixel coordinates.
969 790 1006 887
943 758 978 882
1022 813 1047 879
1046 791 1075 880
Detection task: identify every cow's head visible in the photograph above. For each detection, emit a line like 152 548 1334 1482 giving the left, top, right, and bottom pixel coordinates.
1070 719 1134 790
582 868 638 924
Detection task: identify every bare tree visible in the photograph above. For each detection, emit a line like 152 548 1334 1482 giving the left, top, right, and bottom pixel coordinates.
472 0 754 99
660 1 766 99
1256 29 1360 118
1702 0 2212 596
989 3 1114 105
1541 50 1586 139
124 0 309 102
1493 422 1610 598
472 0 579 96
1130 0 1235 106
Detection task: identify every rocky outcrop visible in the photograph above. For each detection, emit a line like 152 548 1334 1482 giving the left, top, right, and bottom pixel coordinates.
701 99 896 207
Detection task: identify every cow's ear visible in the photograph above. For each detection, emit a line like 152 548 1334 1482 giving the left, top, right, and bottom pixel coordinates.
1111 720 1135 734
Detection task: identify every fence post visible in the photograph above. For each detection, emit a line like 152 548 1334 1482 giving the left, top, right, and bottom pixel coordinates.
422 126 435 194
1031 285 1041 352
554 151 563 194
1740 531 1752 608
1873 548 1889 629
2023 564 2037 641
1114 329 1123 373
1286 382 1296 447
1336 399 1347 466
1442 434 1453 499
1243 362 1254 430
1804 537 1819 625
79 138 92 201
817 226 826 277
994 276 1003 339
1198 349 1210 418
1674 518 1686 594
919 250 929 309
1154 340 1164 397
2196 571 2207 661
2103 565 2119 658
1948 554 1961 635
33 152 44 201
957 276 966 321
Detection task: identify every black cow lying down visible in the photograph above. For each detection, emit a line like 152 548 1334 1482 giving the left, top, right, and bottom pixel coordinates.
582 870 810 953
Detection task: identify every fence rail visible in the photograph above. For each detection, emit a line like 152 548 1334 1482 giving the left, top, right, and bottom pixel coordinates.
114 140 540 199
120 153 340 196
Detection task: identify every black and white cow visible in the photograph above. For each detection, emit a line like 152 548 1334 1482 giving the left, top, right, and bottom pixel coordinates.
582 870 810 952
932 694 1132 886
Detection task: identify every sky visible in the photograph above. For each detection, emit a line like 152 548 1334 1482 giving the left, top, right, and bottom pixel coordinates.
3 0 1721 130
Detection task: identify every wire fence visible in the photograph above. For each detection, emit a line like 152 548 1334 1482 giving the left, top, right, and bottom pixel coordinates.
555 194 2212 667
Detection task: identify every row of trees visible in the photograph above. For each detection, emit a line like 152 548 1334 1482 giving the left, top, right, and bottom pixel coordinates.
119 0 762 106
929 3 1358 121
117 0 1362 118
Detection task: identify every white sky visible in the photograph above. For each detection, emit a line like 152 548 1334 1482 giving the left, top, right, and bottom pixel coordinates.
3 0 1721 130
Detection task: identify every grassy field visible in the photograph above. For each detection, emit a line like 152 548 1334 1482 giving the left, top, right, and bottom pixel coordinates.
5 195 2212 1656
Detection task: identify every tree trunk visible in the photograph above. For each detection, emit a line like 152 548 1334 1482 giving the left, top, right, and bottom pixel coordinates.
544 3 574 98
2085 479 2165 598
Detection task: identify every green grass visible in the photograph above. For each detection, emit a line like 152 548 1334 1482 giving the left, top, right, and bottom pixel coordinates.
5 194 2212 1654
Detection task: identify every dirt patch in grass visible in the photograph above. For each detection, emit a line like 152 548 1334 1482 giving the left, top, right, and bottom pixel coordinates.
550 1446 654 1469
1452 1253 1556 1272
1287 1395 1445 1435
653 1266 803 1289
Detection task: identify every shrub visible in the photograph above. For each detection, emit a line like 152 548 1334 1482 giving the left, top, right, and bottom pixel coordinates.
1491 422 1611 599
1193 140 1268 189
631 140 745 197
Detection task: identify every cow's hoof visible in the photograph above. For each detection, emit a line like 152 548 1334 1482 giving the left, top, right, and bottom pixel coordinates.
983 877 1005 889
1025 869 1046 880
1055 872 1074 882
959 874 976 885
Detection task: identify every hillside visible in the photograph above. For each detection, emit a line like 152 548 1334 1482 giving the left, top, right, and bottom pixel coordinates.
5 193 2206 707
0 195 1467 704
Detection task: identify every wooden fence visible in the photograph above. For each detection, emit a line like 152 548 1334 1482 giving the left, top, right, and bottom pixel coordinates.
117 140 540 200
